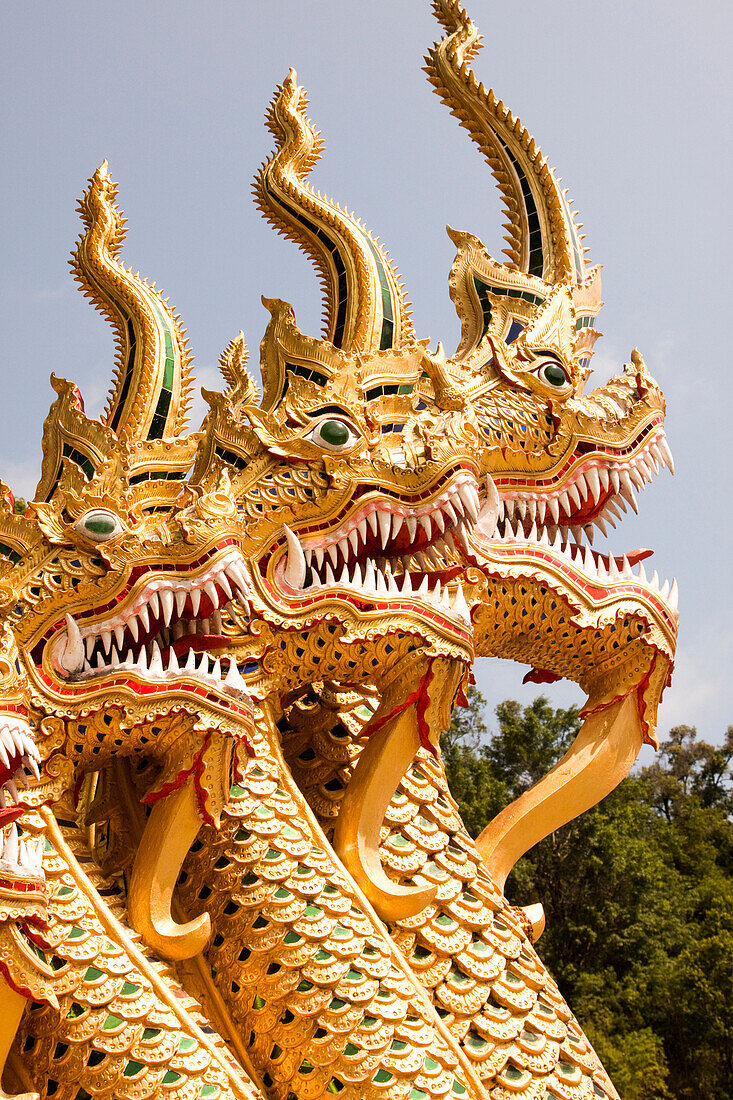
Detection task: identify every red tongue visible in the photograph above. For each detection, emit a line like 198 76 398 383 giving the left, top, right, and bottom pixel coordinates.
0 806 24 828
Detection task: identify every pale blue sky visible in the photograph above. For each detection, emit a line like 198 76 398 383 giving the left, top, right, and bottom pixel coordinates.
1 1 730 747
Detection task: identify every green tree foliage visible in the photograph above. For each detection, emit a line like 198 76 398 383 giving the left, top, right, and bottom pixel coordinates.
443 692 733 1099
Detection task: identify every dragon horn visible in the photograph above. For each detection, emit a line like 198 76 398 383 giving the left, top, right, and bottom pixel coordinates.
71 162 193 442
426 0 585 285
254 70 414 355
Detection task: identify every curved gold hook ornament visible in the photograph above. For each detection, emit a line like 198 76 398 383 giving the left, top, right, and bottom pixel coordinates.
128 774 210 960
334 657 464 922
476 692 643 892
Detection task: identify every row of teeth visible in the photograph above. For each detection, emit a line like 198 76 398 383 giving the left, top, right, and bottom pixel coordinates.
59 550 251 675
0 824 44 877
494 520 679 613
301 479 481 568
81 611 227 664
0 719 41 808
75 642 250 696
499 435 674 533
284 529 471 624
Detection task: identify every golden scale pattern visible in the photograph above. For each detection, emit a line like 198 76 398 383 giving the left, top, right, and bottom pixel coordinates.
176 708 476 1100
7 805 259 1100
279 700 617 1100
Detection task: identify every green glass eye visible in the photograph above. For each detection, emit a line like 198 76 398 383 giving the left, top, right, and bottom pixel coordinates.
75 510 122 542
310 419 358 451
539 362 569 388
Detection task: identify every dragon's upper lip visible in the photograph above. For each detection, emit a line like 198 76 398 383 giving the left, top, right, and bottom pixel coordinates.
45 546 253 698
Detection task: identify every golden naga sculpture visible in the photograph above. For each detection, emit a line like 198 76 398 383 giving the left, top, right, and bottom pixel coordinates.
0 3 676 1098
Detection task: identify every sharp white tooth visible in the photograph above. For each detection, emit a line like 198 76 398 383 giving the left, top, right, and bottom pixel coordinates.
363 559 376 592
598 467 610 493
327 542 339 568
338 536 351 562
378 510 391 549
147 591 160 620
527 521 538 542
185 648 197 672
366 510 379 537
351 562 363 588
225 658 244 690
0 741 9 769
95 651 105 670
83 659 92 673
149 642 164 674
583 548 596 576
595 557 607 580
432 580 441 606
314 546 325 570
109 647 121 666
551 493 565 522
386 570 399 595
137 646 148 671
139 604 151 632
452 583 471 622
577 473 591 502
189 587 202 617
607 556 619 578
405 515 417 541
101 630 112 655
539 528 550 547
216 571 233 602
167 646 180 672
348 529 359 556
433 508 446 534
125 648 135 664
85 635 95 659
126 616 139 644
5 824 18 865
669 579 679 612
198 652 210 677
357 518 368 544
156 588 172 627
566 482 582 511
515 498 527 521
402 570 412 594
211 658 221 680
339 561 350 585
458 484 479 523
325 563 336 586
418 574 429 596
585 466 601 504
226 561 251 598
375 569 388 595
619 472 639 513
629 466 645 491
660 579 670 601
60 613 85 674
525 499 537 520
204 580 220 610
659 437 675 474
607 499 625 520
638 562 648 583
111 624 124 652
651 570 660 590
621 556 634 579
283 526 306 589
391 513 405 540
440 586 451 609
175 589 187 616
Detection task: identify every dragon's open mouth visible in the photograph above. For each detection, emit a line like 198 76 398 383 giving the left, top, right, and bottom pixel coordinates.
495 422 673 542
266 472 485 627
49 547 251 694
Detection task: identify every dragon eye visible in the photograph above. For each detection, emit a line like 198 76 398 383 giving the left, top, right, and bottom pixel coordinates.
536 360 572 391
307 418 359 452
75 509 123 542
